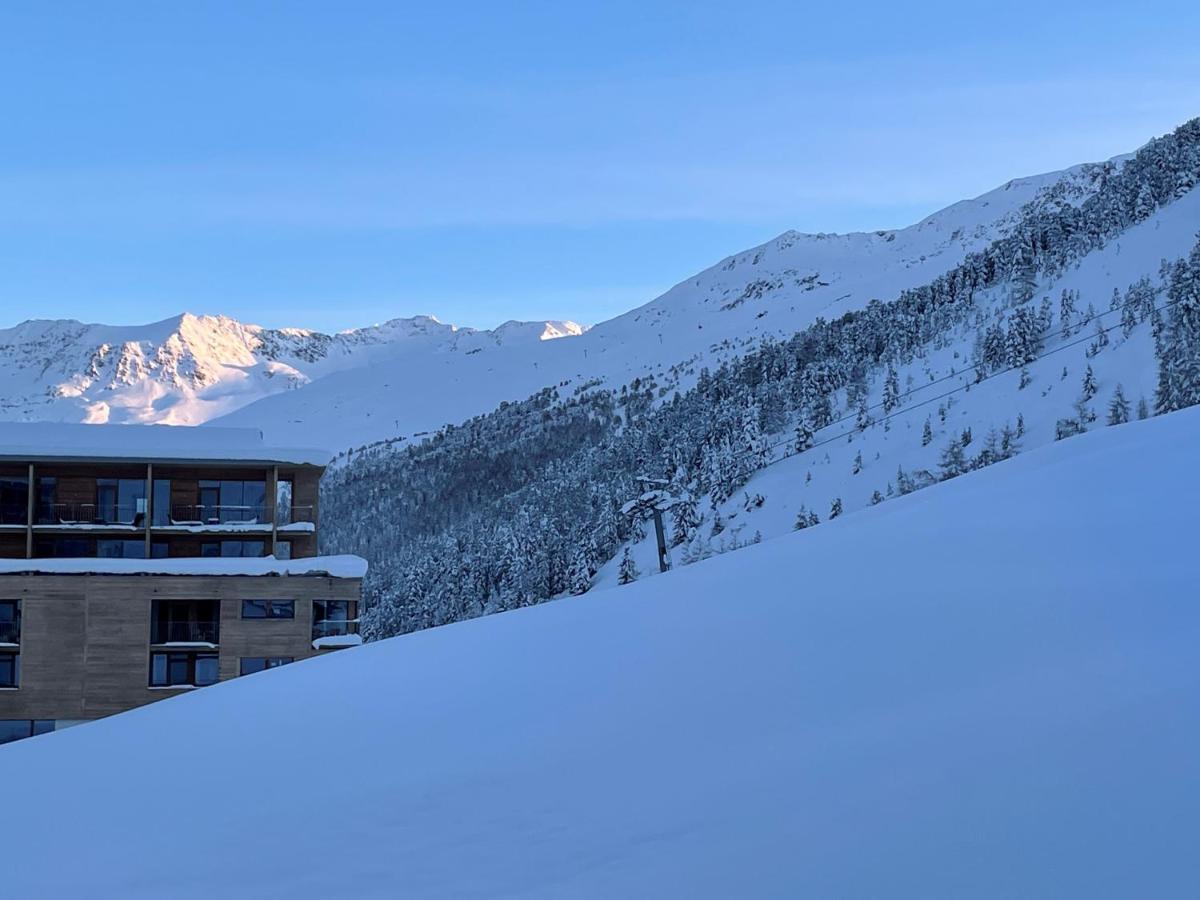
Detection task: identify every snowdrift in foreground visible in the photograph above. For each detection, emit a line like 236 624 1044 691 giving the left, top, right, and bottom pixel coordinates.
3 409 1199 898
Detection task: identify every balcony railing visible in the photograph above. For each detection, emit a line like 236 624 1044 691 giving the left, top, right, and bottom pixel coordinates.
37 502 144 527
151 621 220 645
165 504 271 526
277 505 315 526
0 623 19 645
311 619 359 641
0 504 27 526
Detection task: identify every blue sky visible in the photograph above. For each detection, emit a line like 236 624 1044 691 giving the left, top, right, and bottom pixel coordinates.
1 2 1198 332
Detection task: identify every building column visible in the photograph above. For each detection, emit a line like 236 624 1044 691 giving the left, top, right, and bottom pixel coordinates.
25 462 34 559
145 462 153 558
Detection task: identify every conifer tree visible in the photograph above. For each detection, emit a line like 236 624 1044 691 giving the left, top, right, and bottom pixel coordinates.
829 497 842 519
617 547 639 585
938 437 967 480
922 417 933 446
852 451 863 474
1107 384 1131 425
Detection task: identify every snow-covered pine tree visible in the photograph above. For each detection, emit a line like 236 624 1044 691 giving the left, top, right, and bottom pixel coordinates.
938 437 967 480
922 417 933 446
617 547 639 585
852 451 863 474
829 497 843 519
882 366 901 412
1155 239 1200 413
1107 384 1131 425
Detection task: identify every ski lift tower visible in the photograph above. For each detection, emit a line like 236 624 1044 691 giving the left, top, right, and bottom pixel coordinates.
621 475 681 574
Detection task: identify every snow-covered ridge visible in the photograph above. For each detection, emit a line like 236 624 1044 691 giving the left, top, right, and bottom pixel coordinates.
212 156 1123 449
0 311 585 430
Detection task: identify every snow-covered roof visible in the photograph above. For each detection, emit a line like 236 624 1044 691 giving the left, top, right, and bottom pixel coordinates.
0 554 366 578
0 422 330 466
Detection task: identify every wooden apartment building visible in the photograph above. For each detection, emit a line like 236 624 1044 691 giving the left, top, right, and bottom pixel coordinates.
0 423 365 746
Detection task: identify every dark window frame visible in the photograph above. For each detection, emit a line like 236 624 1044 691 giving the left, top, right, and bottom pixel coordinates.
0 599 19 645
149 651 219 688
239 656 294 676
0 652 19 688
241 599 295 619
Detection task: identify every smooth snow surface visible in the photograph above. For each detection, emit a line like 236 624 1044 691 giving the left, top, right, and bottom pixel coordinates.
2 408 1198 898
0 421 330 465
0 554 366 578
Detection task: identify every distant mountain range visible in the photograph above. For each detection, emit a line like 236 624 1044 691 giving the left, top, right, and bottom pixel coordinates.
0 155 1118 451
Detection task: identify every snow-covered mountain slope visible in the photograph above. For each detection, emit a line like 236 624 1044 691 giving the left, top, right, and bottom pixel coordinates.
600 180 1200 589
0 312 583 427
213 160 1120 448
4 406 1197 899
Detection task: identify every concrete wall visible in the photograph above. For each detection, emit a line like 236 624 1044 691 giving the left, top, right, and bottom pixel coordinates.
0 574 361 722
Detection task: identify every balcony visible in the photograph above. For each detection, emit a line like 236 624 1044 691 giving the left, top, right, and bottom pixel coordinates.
166 503 271 526
0 623 19 647
0 503 28 527
150 620 220 647
36 502 144 528
155 504 315 532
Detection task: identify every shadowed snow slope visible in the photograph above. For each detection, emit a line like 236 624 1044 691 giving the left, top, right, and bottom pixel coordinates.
2 407 1199 898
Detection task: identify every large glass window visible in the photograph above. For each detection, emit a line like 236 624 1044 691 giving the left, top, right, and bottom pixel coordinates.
97 539 148 559
0 720 52 745
313 600 353 640
0 601 19 645
275 478 294 526
239 657 293 676
150 600 220 645
199 479 267 524
35 477 57 524
152 479 172 526
241 599 294 619
33 537 91 558
0 653 18 688
96 478 147 525
201 540 266 558
0 478 28 525
149 652 219 687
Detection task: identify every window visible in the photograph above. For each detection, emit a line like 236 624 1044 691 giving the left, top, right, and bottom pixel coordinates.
0 653 18 688
275 478 294 526
35 476 57 524
149 652 219 687
0 720 53 745
313 600 353 640
239 657 293 676
34 537 91 558
199 479 268 524
275 539 292 560
97 539 148 559
0 477 28 525
201 540 266 558
0 600 19 645
96 478 146 525
150 600 220 645
241 599 295 619
152 478 172 526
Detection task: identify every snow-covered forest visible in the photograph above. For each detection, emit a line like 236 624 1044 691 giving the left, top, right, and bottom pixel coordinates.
321 119 1200 639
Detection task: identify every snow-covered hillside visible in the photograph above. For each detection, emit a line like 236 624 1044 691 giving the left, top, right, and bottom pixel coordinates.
3 406 1197 898
0 312 583 427
0 154 1116 449
215 159 1120 448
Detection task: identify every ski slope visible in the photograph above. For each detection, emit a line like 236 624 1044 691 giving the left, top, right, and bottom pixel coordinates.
2 405 1197 898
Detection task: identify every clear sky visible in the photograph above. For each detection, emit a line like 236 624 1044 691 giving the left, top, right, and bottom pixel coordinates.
1 1 1198 333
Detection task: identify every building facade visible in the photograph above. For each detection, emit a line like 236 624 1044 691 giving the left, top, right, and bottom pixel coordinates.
0 423 365 746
